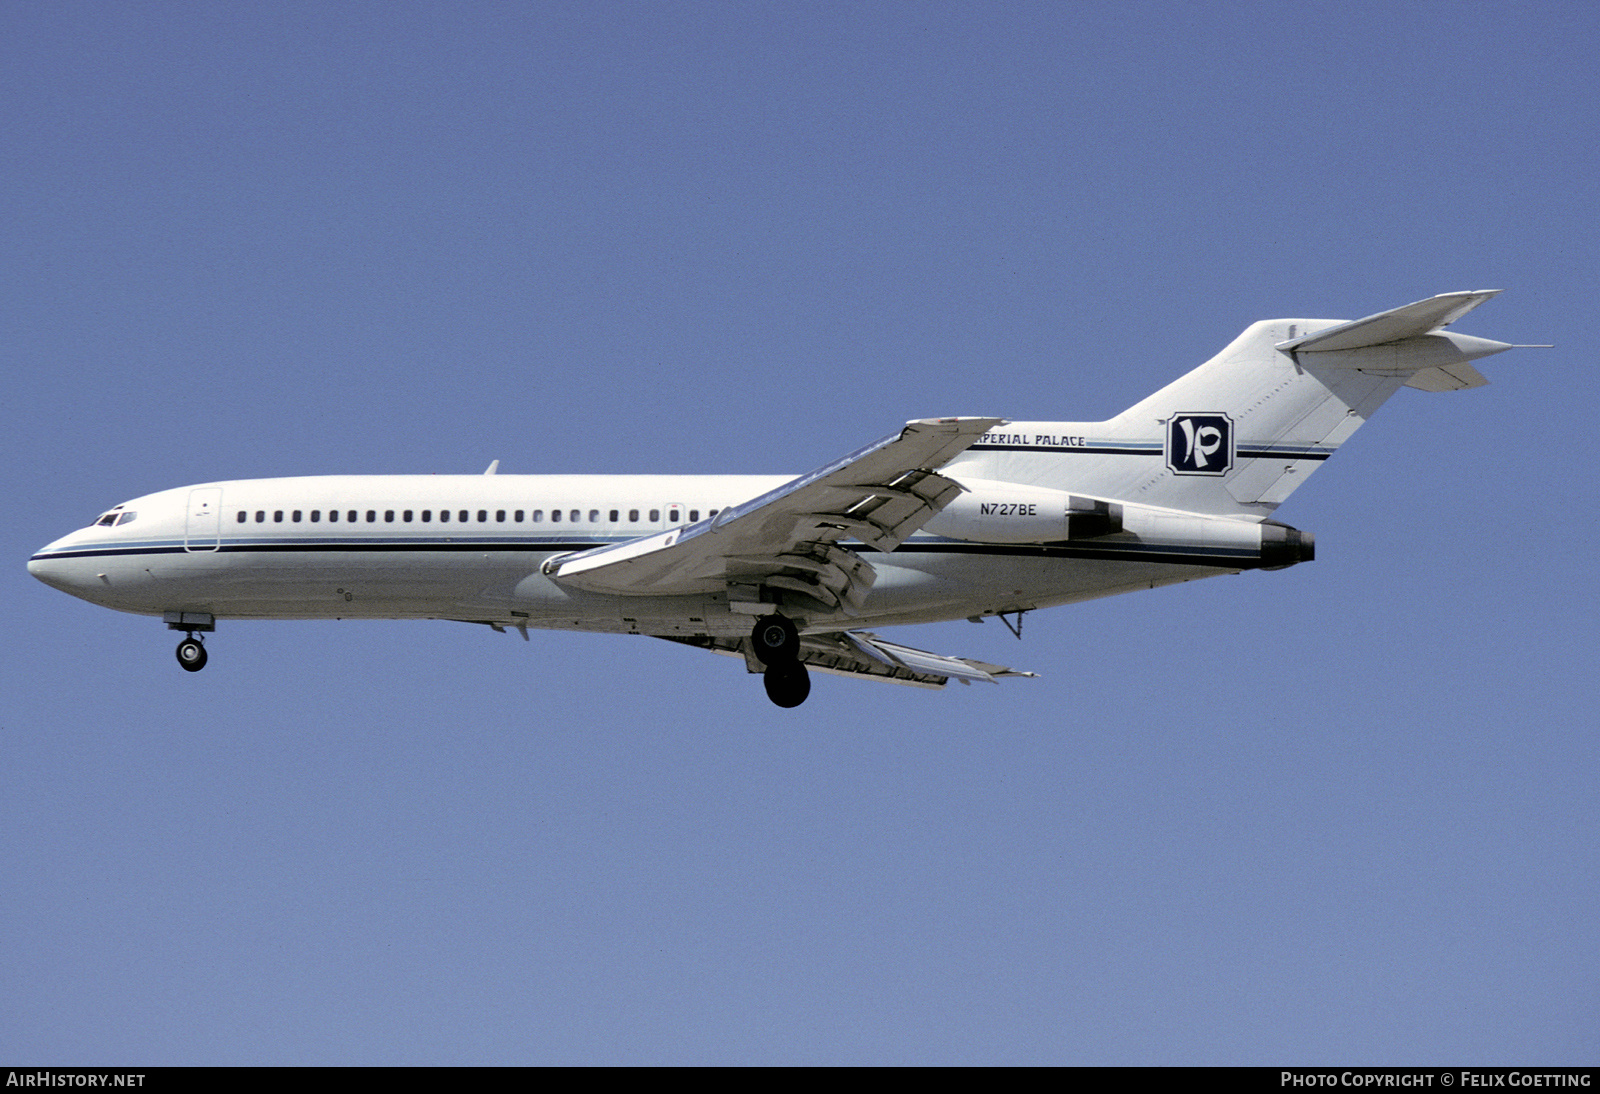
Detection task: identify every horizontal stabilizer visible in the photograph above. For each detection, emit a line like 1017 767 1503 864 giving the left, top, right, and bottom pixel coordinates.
1276 290 1501 352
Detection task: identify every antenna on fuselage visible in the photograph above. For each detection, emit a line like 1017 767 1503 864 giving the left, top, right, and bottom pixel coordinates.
483 460 499 475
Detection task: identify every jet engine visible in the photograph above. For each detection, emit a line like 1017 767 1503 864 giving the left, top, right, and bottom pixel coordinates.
929 479 1123 544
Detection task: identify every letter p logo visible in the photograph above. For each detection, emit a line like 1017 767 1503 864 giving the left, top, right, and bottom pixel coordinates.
1166 413 1233 476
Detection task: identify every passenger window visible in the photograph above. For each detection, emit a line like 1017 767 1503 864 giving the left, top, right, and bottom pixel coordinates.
532 510 543 523
551 509 561 522
385 510 395 522
630 509 639 522
367 511 377 522
568 509 579 522
689 510 699 522
496 510 506 522
403 510 413 522
588 509 599 522
328 510 338 522
256 511 266 523
609 509 619 522
236 511 247 523
477 510 487 522
709 509 719 518
421 510 431 522
348 511 357 523
310 510 320 522
274 511 284 523
439 510 449 523
458 510 468 522
649 509 660 522
515 510 524 522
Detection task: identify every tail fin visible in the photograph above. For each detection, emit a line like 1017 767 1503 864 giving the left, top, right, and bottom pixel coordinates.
947 291 1514 518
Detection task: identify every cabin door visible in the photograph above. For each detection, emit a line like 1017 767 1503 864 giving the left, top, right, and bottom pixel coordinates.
184 488 223 552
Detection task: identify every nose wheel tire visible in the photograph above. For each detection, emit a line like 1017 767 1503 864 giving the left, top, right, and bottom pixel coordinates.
763 661 811 708
176 638 208 672
751 614 800 665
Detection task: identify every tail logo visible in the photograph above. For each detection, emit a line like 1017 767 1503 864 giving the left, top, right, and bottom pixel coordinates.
1166 413 1233 476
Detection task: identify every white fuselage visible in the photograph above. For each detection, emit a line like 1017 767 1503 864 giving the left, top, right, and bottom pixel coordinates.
22 293 1507 704
28 472 1274 638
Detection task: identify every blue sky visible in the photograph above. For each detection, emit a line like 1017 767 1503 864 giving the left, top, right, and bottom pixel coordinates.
4 0 1595 1065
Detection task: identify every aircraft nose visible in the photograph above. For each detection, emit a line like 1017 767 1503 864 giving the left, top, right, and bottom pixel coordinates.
30 535 160 610
28 535 98 596
28 546 72 591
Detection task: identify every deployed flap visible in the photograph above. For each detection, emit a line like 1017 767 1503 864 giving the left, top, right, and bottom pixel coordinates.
1276 290 1501 352
839 631 1038 685
661 630 1037 690
544 417 1002 607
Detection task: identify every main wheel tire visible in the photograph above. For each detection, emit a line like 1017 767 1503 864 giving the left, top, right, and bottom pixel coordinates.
751 614 799 665
763 661 810 708
176 638 208 672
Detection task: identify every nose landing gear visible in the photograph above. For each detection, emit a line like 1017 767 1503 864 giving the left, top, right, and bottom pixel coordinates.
175 636 207 672
164 611 215 673
751 614 809 707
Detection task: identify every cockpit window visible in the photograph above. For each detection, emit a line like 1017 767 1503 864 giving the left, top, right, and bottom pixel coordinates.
96 512 118 527
115 511 137 526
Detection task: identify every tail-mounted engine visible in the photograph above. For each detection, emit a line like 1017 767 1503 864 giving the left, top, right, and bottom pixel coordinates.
926 478 1313 569
929 479 1124 544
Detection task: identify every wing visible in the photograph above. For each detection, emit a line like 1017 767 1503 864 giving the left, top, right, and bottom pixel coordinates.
542 417 1003 614
662 630 1038 690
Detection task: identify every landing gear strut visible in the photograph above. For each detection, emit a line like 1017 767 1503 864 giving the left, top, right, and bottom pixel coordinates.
175 636 207 672
751 614 809 707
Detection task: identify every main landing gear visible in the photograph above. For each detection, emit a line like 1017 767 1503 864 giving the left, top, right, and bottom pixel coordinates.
752 614 810 708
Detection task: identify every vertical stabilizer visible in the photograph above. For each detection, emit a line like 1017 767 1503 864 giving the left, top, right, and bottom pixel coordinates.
946 292 1513 518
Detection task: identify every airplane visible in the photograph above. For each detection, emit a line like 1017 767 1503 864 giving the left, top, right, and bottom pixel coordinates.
28 291 1526 707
